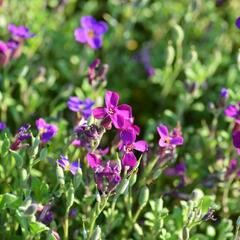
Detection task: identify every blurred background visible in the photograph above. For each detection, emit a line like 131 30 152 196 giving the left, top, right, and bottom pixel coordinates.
1 0 240 208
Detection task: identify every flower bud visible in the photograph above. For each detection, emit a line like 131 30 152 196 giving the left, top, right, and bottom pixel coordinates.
20 168 28 187
73 168 82 189
24 203 38 216
138 186 149 208
116 178 129 195
56 165 65 185
96 191 101 203
190 189 203 202
237 216 240 226
152 168 162 180
90 225 101 240
129 173 137 187
182 226 189 240
66 184 75 209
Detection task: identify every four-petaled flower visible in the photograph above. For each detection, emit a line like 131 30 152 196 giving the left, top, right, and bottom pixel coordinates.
36 118 58 143
93 90 132 129
224 103 240 123
68 96 95 119
74 16 108 49
57 155 79 175
157 124 183 148
119 128 148 167
8 24 35 39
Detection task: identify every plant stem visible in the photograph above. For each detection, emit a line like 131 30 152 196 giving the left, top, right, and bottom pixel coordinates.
63 207 70 240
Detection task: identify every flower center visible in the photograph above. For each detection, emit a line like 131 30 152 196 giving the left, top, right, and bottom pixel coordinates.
164 137 170 144
108 107 115 115
87 30 95 38
65 163 70 171
39 127 47 134
125 144 133 153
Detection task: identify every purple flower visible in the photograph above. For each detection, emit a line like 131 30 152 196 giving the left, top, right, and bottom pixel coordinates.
236 17 240 29
36 118 58 143
220 88 228 100
134 45 155 77
93 90 132 129
119 128 148 167
165 163 186 177
225 159 238 179
68 97 95 119
10 124 31 150
0 121 6 130
69 208 78 218
87 153 121 192
0 40 9 66
74 16 108 49
8 24 35 39
224 103 240 123
57 155 79 175
232 131 240 149
157 124 184 148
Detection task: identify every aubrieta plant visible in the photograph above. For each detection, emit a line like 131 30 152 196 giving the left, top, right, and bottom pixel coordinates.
2 2 240 240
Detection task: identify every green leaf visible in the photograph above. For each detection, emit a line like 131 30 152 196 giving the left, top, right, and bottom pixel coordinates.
30 221 49 235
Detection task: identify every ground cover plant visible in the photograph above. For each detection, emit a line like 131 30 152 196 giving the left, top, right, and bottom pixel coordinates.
1 0 240 239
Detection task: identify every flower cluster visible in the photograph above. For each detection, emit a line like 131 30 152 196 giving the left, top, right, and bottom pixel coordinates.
0 23 35 66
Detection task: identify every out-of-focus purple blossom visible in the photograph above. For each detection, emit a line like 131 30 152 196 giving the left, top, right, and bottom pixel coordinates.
37 204 54 225
36 118 58 143
119 128 148 167
68 97 95 119
236 17 240 29
0 122 6 130
220 88 228 99
74 16 108 49
87 153 121 192
157 124 184 148
165 163 186 177
225 159 238 179
215 0 225 7
69 208 78 218
88 58 108 86
134 45 155 78
0 40 9 66
93 91 132 129
10 124 31 150
57 155 79 175
8 24 35 39
6 39 21 59
224 103 240 123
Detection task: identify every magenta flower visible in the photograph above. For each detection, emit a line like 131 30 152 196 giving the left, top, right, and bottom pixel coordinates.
0 40 9 66
74 16 108 49
87 153 102 169
68 96 94 119
57 155 79 175
157 124 183 148
87 153 121 191
36 118 58 143
8 24 35 39
93 91 132 129
119 128 148 167
224 103 240 123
